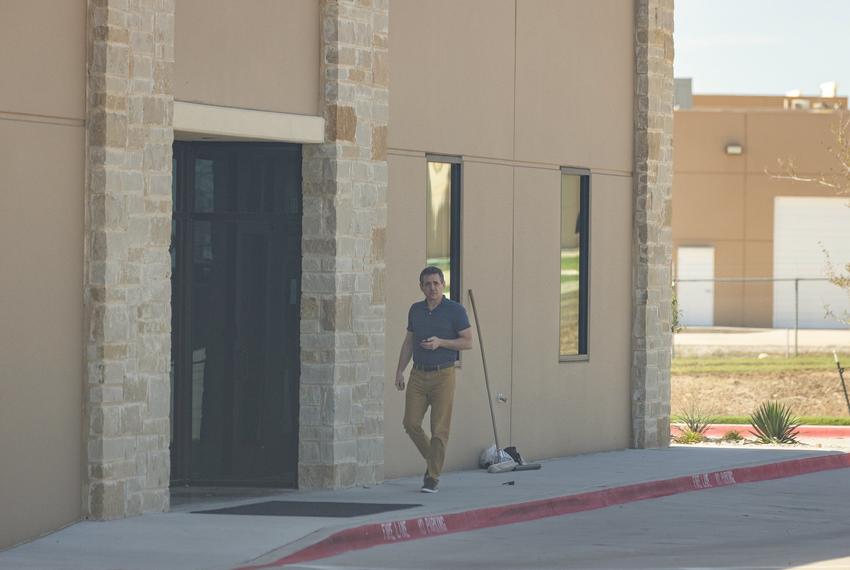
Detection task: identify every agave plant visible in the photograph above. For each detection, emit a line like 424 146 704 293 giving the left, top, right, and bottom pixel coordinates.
677 404 714 436
749 401 801 444
671 404 714 444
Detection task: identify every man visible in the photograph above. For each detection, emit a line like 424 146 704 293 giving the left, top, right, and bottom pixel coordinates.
395 266 473 493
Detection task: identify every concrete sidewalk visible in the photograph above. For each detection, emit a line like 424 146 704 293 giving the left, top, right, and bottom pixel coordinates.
3 446 850 570
674 326 850 356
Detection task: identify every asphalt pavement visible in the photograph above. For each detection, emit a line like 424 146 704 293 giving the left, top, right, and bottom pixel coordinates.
283 467 850 569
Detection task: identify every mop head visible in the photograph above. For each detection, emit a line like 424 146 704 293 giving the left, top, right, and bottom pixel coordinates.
480 445 518 473
479 445 512 468
487 458 518 473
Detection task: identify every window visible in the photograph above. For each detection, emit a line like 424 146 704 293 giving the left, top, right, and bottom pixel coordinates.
560 168 590 358
426 156 462 300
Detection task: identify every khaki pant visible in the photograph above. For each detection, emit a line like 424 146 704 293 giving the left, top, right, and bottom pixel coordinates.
402 366 456 481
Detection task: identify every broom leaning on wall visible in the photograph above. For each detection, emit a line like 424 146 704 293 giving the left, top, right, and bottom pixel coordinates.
468 289 541 474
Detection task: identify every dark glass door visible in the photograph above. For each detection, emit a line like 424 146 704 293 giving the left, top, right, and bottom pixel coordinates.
170 142 301 486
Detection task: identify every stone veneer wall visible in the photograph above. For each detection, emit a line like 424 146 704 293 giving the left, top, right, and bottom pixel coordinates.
631 0 674 448
83 0 174 518
299 0 389 488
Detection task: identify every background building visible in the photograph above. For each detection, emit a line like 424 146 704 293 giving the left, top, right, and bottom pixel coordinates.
0 0 673 549
673 85 850 329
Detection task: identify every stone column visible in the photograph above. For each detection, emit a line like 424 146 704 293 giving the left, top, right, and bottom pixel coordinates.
84 0 174 518
299 0 389 488
631 0 674 448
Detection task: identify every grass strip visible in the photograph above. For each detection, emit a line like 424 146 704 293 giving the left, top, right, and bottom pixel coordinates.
673 354 838 375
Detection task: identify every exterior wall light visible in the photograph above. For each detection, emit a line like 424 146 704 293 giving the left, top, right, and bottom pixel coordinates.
725 143 743 156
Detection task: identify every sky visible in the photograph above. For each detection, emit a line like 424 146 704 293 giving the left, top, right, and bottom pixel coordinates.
675 0 850 96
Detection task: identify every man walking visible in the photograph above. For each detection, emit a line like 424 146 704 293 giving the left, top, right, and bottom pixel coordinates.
395 266 473 493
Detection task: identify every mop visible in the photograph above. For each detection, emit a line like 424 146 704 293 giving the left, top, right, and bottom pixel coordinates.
469 289 541 473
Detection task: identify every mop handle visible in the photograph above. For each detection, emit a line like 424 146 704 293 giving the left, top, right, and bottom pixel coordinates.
468 289 501 452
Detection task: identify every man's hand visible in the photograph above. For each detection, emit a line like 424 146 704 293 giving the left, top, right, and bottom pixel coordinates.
395 331 414 391
419 336 441 351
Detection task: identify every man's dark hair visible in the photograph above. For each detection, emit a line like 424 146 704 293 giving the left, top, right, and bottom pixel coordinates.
419 266 445 285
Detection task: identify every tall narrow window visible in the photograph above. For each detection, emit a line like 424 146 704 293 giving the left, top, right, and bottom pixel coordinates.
560 168 590 358
426 157 462 300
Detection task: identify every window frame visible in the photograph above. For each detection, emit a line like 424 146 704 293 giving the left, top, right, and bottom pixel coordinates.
559 166 591 362
425 153 463 302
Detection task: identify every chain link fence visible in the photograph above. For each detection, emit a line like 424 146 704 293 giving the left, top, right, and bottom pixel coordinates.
673 277 850 356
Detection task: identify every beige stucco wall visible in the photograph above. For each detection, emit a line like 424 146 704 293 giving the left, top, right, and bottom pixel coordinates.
389 0 633 173
174 0 319 116
0 1 86 120
693 94 847 111
673 106 847 327
456 161 517 456
746 112 841 174
511 169 632 459
384 0 634 476
0 3 86 548
673 112 746 174
387 0 515 159
514 0 634 172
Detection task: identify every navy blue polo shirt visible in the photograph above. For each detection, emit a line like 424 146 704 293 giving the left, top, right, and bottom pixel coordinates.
407 296 471 366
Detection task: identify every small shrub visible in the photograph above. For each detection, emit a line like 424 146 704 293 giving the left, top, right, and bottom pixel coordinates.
721 430 744 442
672 404 715 444
674 430 705 444
748 401 801 444
672 291 683 334
677 404 715 436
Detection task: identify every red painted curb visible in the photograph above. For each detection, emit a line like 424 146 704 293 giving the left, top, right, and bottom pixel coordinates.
234 452 850 569
672 423 850 439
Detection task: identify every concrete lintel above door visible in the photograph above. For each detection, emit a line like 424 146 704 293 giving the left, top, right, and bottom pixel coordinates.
174 101 325 143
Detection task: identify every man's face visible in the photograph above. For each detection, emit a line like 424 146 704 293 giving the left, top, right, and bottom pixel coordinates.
420 273 445 301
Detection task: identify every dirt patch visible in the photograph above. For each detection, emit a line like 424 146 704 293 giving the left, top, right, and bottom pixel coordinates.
672 371 850 417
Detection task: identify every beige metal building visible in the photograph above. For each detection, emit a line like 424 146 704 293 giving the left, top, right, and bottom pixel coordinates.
673 91 850 329
0 0 674 548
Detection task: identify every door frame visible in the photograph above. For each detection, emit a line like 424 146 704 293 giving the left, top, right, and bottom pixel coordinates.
170 141 302 487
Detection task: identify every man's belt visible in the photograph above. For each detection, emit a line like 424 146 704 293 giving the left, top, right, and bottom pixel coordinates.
412 361 455 372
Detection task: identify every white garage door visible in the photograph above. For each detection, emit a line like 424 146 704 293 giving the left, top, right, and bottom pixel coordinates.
773 196 850 329
677 246 715 327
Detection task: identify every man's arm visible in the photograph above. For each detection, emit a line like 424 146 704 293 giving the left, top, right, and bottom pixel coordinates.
395 331 415 390
419 327 473 352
